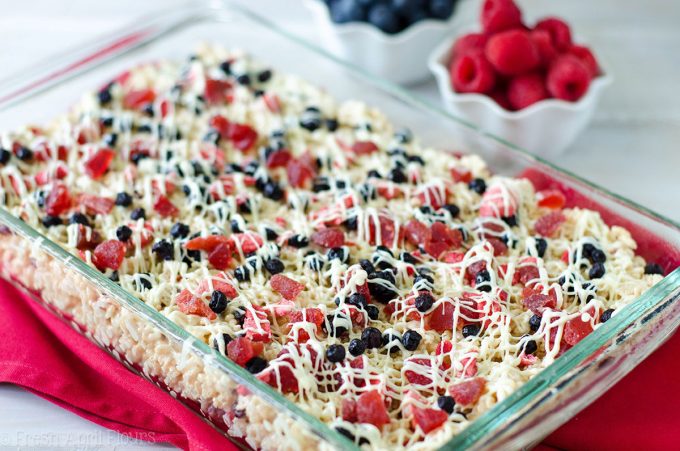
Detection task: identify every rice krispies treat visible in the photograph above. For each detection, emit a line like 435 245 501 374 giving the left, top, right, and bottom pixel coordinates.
0 44 663 449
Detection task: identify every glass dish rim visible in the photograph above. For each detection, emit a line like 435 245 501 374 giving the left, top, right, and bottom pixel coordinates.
0 1 678 449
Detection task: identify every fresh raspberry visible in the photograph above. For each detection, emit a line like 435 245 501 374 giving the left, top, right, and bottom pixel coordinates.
530 29 558 67
449 53 496 94
535 17 572 52
452 33 488 57
485 29 540 76
547 55 591 101
488 87 512 110
568 45 600 78
507 72 548 110
480 0 522 34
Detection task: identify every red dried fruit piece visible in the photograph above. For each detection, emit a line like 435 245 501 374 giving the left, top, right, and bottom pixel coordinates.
289 308 325 328
227 337 263 366
536 189 566 209
244 308 272 342
230 232 264 254
186 235 231 252
356 390 390 429
84 148 115 180
204 78 233 104
521 286 556 314
197 276 238 299
450 167 472 183
568 45 600 78
227 123 258 152
535 17 572 52
449 53 496 94
485 29 540 76
452 33 488 57
535 211 567 237
80 194 114 215
311 228 345 248
479 183 518 218
342 398 358 422
286 157 315 188
563 316 594 346
44 183 71 216
258 362 298 394
507 72 548 110
153 194 179 218
404 219 430 246
93 239 126 271
404 358 434 385
351 141 378 155
208 242 232 270
547 54 591 102
427 301 454 333
425 222 462 259
263 93 281 113
481 0 522 33
175 289 217 320
415 185 448 210
271 274 305 300
530 29 558 67
266 149 292 169
412 406 449 434
449 377 486 406
123 88 156 110
367 215 397 247
75 225 102 250
515 264 540 286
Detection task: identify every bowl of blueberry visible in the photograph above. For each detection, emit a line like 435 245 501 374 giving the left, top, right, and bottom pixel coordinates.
305 0 467 85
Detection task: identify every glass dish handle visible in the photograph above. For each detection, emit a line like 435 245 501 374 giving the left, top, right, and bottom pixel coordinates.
0 1 214 109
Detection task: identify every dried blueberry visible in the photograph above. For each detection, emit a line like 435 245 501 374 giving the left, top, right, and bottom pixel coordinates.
401 330 422 351
468 178 486 194
462 324 481 338
264 258 285 275
116 225 132 241
437 395 455 414
171 222 190 239
152 239 174 261
245 356 268 374
415 293 435 312
209 290 228 314
361 327 382 349
326 344 346 363
644 263 664 275
288 234 309 248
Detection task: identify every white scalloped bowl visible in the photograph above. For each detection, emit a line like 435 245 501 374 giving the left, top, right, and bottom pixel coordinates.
428 30 612 157
303 0 467 85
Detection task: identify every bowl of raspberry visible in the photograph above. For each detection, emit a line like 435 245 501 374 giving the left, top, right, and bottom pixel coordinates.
304 0 466 85
428 0 612 157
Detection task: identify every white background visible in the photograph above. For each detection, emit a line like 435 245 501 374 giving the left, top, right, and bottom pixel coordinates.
0 0 679 449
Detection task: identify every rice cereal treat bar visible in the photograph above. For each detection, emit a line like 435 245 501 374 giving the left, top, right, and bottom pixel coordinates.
0 44 664 449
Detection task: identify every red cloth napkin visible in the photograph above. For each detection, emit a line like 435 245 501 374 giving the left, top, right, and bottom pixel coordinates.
0 278 677 450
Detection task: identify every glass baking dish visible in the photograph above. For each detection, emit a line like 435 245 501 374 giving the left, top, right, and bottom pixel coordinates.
0 1 679 449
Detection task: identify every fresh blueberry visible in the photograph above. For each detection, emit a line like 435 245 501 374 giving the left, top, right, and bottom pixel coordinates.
441 203 460 218
130 208 145 220
69 212 90 227
521 339 538 355
589 262 606 279
348 338 366 356
368 3 403 34
429 0 455 19
529 314 542 332
415 293 435 312
365 304 380 320
534 237 548 258
171 222 190 239
329 0 367 23
462 324 481 338
468 178 487 194
152 239 174 261
401 330 422 351
437 395 455 414
257 69 272 83
0 148 11 164
116 225 132 241
245 356 268 374
600 308 614 323
347 293 368 308
15 146 33 161
288 234 309 248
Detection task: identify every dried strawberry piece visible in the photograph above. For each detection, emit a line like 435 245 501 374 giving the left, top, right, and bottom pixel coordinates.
80 194 114 215
208 243 232 270
227 337 263 366
535 211 566 237
436 340 453 355
427 301 454 333
244 309 272 342
230 232 264 254
208 175 236 200
44 183 71 216
479 183 518 218
199 144 225 172
266 149 292 168
515 264 540 286
271 274 305 300
286 157 315 188
186 235 231 252
412 406 449 434
153 195 179 218
521 286 557 314
311 228 345 248
342 398 358 422
536 189 566 210
204 78 233 104
351 141 378 155
449 377 486 406
123 88 156 110
466 261 488 283
93 239 126 271
197 275 238 299
356 390 390 429
486 237 508 256
563 316 594 346
415 185 448 210
424 222 462 259
227 123 258 152
367 215 398 247
263 93 281 113
84 148 115 180
404 358 434 386
258 362 298 394
289 308 325 328
404 219 430 246
175 289 217 320
75 225 102 250
450 167 472 183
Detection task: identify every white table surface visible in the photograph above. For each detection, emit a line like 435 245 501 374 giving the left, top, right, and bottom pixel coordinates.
1 0 679 449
